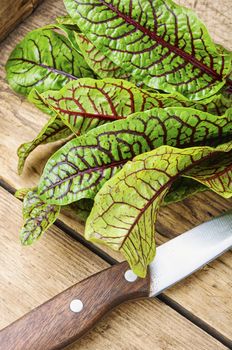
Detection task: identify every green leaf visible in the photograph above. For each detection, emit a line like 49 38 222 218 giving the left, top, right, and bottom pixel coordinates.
40 78 168 134
6 28 94 96
38 107 232 205
64 0 231 100
17 113 73 174
15 188 31 200
85 142 232 277
40 78 231 137
20 189 60 245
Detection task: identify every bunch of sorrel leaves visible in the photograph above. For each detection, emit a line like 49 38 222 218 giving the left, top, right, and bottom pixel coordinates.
6 0 232 277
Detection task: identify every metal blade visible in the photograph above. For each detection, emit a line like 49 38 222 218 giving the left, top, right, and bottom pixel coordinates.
150 211 232 297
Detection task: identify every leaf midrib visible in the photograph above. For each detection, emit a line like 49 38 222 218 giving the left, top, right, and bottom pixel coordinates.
9 58 78 80
99 0 222 81
53 106 124 121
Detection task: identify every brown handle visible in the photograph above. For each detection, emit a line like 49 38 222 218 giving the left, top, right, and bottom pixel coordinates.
0 262 150 350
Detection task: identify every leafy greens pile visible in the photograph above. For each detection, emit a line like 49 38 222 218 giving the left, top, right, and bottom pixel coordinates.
6 0 232 277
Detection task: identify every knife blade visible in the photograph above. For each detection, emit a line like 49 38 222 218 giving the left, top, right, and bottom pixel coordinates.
150 210 232 296
0 211 231 350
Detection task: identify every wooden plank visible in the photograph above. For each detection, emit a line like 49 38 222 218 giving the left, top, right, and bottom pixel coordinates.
0 0 231 342
0 187 225 350
0 0 43 42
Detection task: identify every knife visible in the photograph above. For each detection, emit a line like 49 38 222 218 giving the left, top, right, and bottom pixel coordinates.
0 211 231 350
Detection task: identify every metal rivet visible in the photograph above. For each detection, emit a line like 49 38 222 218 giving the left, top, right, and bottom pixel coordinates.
70 299 83 313
124 269 138 282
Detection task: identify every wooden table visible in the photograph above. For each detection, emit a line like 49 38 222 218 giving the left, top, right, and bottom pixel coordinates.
0 1 231 349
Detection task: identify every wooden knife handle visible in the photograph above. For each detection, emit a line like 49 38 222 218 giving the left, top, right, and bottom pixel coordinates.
0 261 150 350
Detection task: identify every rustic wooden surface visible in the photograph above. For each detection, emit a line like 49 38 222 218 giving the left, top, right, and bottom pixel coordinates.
0 0 43 42
0 187 226 350
0 0 231 349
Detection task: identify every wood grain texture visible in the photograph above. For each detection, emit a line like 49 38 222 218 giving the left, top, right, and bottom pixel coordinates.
0 0 43 42
0 187 225 350
0 261 150 350
0 0 231 345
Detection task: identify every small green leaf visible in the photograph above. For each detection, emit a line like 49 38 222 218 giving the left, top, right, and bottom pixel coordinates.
6 28 94 96
38 107 232 205
15 188 31 200
20 189 60 245
85 142 232 277
65 0 231 99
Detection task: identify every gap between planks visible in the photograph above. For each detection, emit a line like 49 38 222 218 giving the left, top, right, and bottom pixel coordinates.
0 178 231 349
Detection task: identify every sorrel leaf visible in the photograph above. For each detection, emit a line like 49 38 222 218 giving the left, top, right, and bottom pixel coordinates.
39 78 231 136
40 78 165 133
15 188 31 200
85 142 232 277
27 78 231 133
38 107 232 205
19 189 60 245
6 28 94 96
17 114 73 174
64 0 231 100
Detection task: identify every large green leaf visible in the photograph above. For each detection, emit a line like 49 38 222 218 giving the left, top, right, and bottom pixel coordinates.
19 189 60 245
85 142 232 277
64 0 231 100
6 28 94 96
40 78 167 133
39 78 232 136
38 107 232 205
